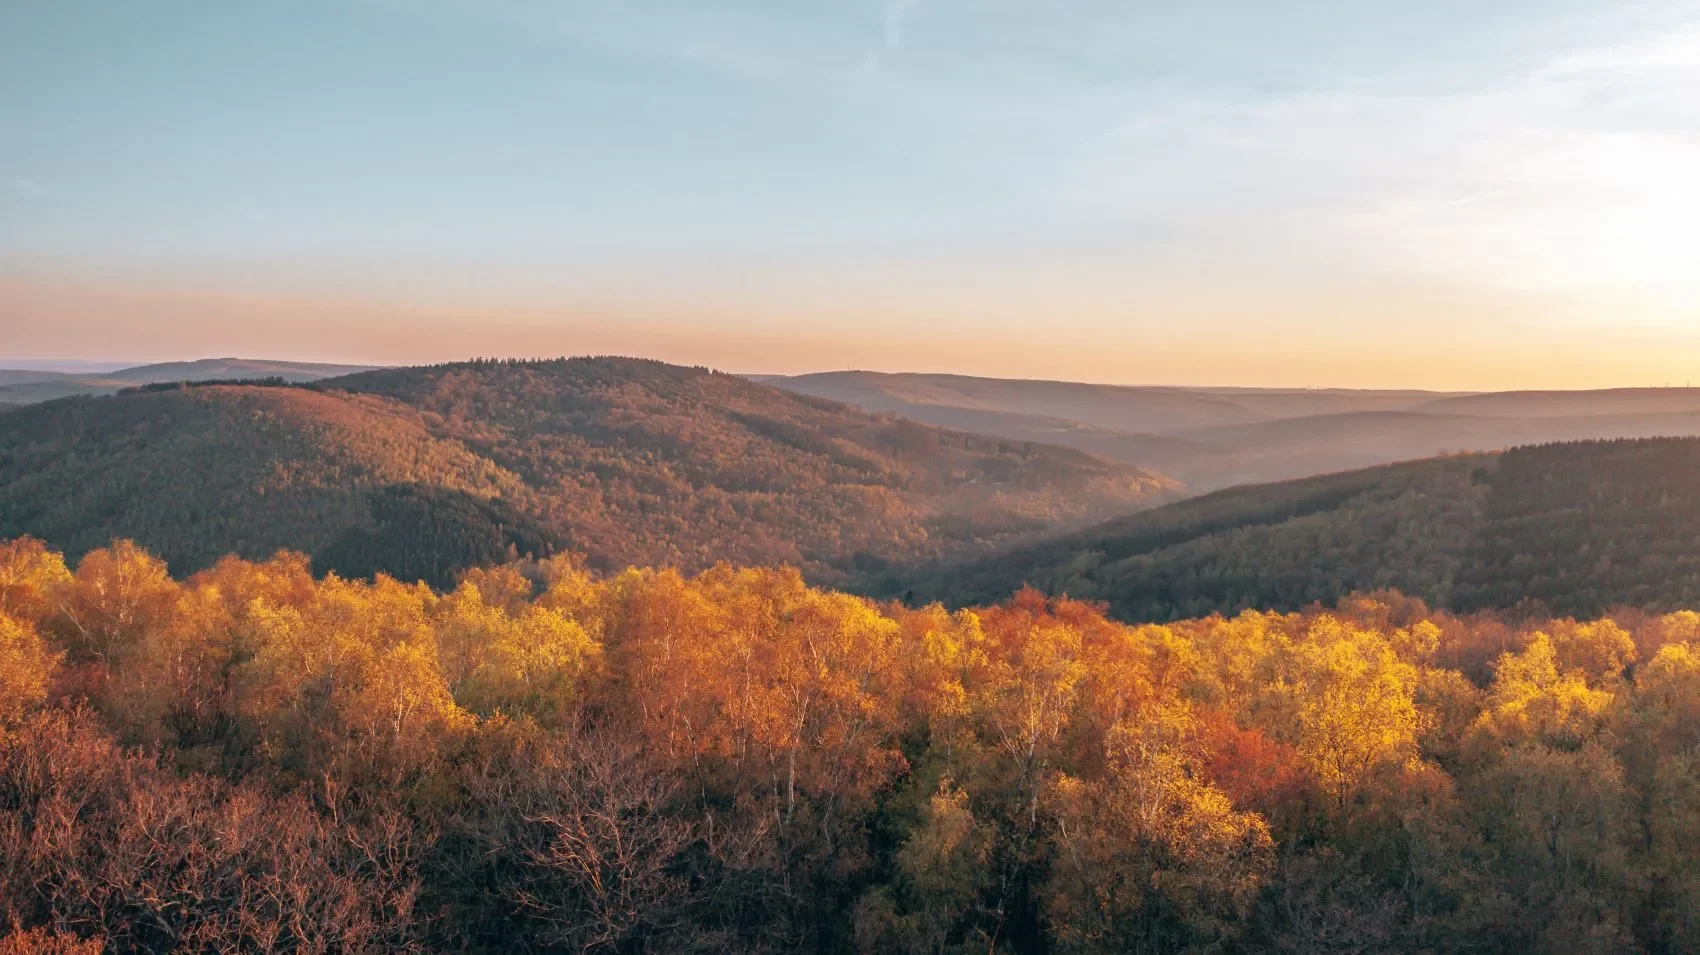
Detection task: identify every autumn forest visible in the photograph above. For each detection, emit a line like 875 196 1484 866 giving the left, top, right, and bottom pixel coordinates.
2 532 1699 953
7 360 1700 952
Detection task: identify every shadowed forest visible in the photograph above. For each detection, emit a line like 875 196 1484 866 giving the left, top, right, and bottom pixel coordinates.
3 537 1698 953
905 438 1700 622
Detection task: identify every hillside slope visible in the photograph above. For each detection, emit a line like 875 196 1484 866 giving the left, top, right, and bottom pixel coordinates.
900 437 1700 620
1165 408 1700 484
761 371 1453 434
0 385 541 585
324 359 1176 572
892 454 1491 618
0 358 1175 584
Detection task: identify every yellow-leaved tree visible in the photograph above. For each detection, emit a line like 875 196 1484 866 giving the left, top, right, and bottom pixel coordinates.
0 611 57 727
1614 642 1700 950
1044 702 1274 952
1261 617 1424 801
456 605 601 725
0 537 72 626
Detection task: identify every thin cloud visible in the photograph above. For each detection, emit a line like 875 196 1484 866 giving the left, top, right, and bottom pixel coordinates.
883 0 920 50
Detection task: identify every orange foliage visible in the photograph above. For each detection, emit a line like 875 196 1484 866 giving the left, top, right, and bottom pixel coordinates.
0 538 1697 951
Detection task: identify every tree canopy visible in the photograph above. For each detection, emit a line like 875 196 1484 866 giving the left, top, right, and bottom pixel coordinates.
2 536 1699 952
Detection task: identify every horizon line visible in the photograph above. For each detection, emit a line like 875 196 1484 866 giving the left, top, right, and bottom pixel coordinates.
9 353 1700 395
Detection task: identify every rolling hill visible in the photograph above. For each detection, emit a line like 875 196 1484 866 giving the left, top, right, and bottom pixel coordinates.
1411 387 1700 418
896 437 1700 621
1166 408 1700 485
757 371 1458 434
0 358 378 404
0 358 1175 585
0 383 540 585
761 371 1700 489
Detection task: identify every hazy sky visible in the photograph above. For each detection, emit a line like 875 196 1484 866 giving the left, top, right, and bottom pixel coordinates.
3 1 1698 388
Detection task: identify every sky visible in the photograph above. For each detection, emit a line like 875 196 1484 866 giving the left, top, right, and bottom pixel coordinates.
2 0 1699 389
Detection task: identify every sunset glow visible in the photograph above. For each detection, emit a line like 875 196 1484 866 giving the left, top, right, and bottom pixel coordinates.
3 1 1698 387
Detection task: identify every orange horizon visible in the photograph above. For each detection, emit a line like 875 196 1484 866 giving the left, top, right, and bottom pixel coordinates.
4 272 1698 393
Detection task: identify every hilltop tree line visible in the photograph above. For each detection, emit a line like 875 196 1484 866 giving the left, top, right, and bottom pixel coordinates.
2 538 1699 952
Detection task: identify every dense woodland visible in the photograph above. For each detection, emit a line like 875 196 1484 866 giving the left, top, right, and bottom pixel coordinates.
0 359 1172 588
909 438 1700 622
893 455 1489 618
11 360 1700 952
2 537 1700 952
1453 438 1700 613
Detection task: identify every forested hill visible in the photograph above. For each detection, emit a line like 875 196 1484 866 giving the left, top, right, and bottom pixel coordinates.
0 358 1175 585
0 384 545 587
900 437 1700 620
